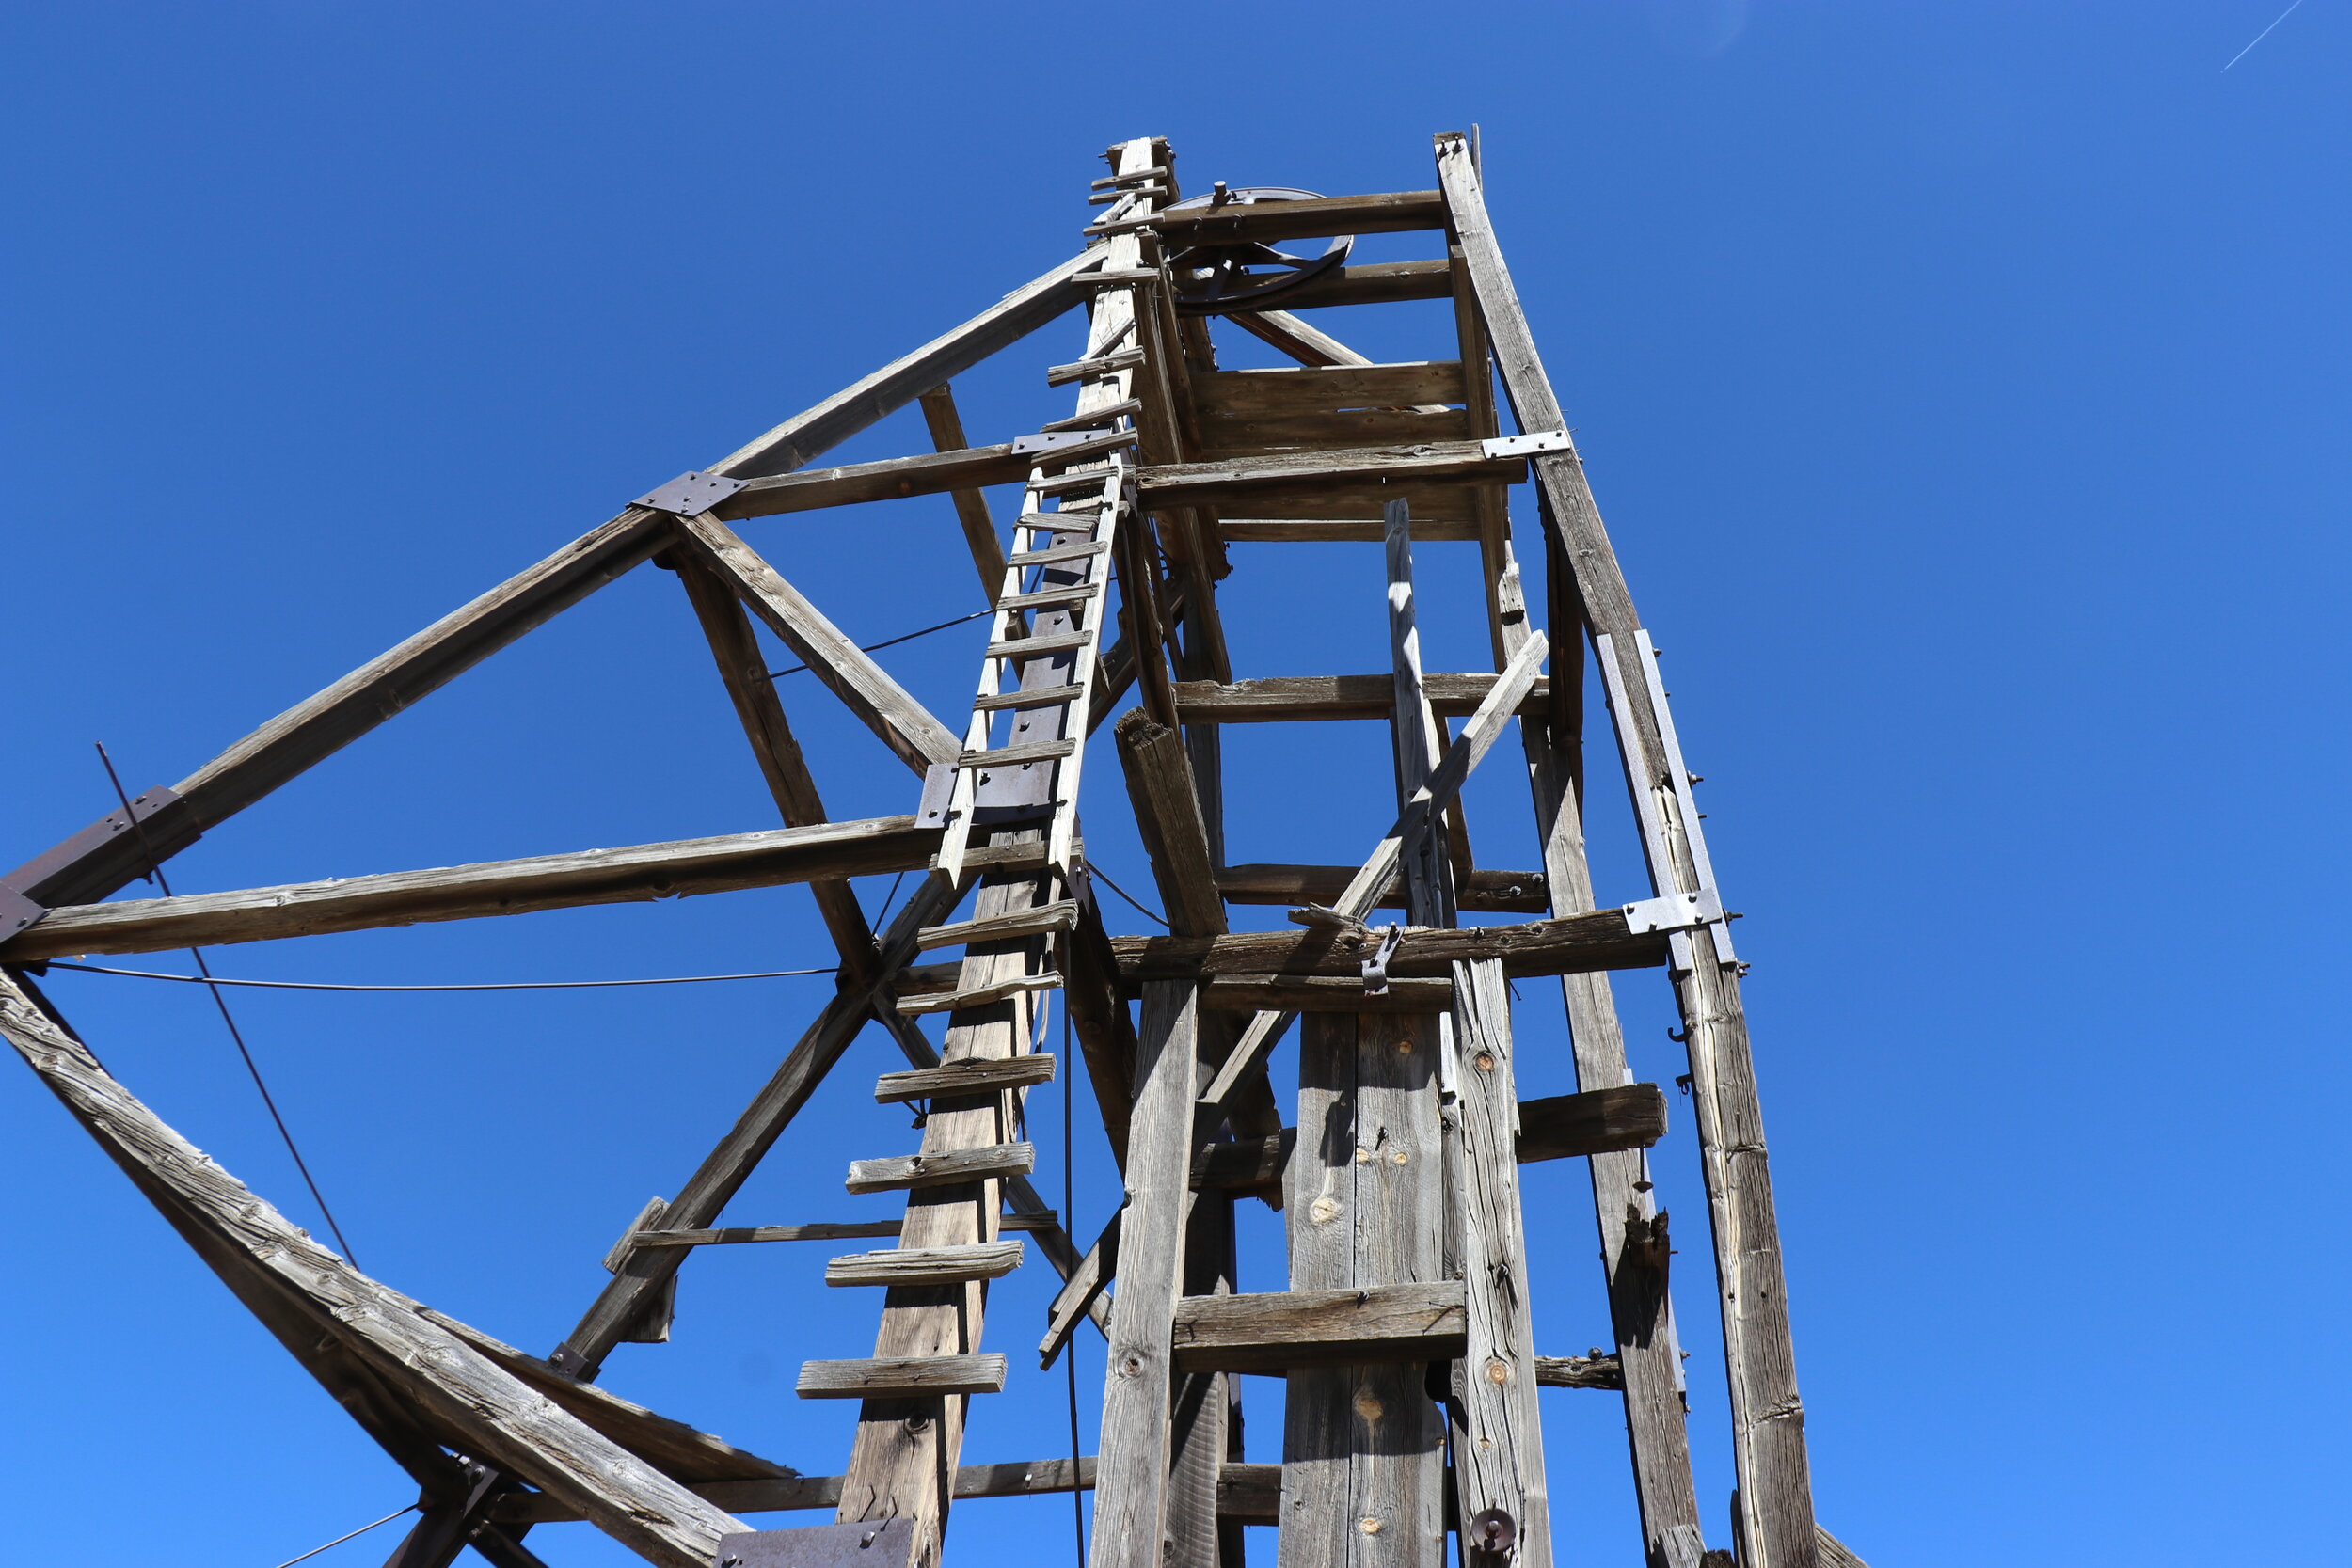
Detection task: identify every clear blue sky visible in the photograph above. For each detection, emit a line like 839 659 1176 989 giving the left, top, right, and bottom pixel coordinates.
3 4 2345 1565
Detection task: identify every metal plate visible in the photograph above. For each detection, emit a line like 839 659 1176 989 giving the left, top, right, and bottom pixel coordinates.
1621 886 1724 935
0 885 43 940
633 470 746 515
0 785 192 910
1010 431 1106 456
717 1517 917 1568
1482 430 1574 459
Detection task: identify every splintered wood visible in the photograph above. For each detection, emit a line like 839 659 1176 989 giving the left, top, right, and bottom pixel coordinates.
0 127 1853 1568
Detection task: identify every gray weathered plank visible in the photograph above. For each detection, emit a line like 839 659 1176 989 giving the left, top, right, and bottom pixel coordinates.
1534 1354 1626 1391
824 1243 1025 1288
874 1054 1056 1104
845 1142 1035 1196
1087 979 1199 1568
1216 862 1548 914
1190 360 1467 417
4 817 937 960
917 386 1009 603
796 1355 1008 1399
1113 711 1226 938
1174 672 1551 724
1171 1283 1466 1373
1137 440 1522 511
1114 908 1662 985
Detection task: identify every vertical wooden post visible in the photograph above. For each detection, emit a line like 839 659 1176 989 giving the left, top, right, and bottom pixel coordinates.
1279 1007 1448 1568
1437 129 1817 1568
1089 981 1199 1568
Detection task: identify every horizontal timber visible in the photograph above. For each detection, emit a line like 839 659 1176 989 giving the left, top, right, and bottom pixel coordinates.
1168 1282 1468 1373
2 817 938 959
1217 862 1549 914
1190 360 1468 418
490 1459 1285 1527
628 1213 1060 1249
1176 672 1552 724
1112 909 1666 986
1113 190 1448 246
824 1242 1025 1287
714 431 1134 521
845 1141 1035 1194
874 1054 1056 1102
795 1354 1007 1399
1178 259 1454 314
1136 439 1523 511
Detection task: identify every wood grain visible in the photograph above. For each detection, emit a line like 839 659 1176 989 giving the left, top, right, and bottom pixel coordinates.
796 1355 1009 1399
5 817 938 960
1170 1283 1466 1373
1174 672 1551 724
845 1142 1035 1195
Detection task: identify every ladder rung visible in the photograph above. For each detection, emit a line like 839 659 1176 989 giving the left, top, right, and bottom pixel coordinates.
876 1053 1057 1103
959 739 1076 770
1016 508 1102 529
846 1141 1036 1194
1045 348 1144 387
1039 399 1140 434
986 631 1089 660
1033 470 1119 498
1009 541 1110 568
916 900 1078 951
825 1241 1025 1288
996 584 1101 613
797 1354 1008 1399
974 683 1084 712
895 972 1064 1016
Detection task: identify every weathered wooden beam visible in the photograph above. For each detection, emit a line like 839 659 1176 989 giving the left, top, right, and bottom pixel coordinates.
1190 360 1467 417
824 1242 1025 1288
1449 958 1552 1568
1217 862 1548 914
917 386 1009 604
1516 1083 1670 1163
1177 258 1454 314
3 817 937 960
627 1212 1061 1249
489 1459 1287 1527
1113 711 1225 938
874 1054 1056 1103
714 430 1134 521
1174 672 1551 724
11 251 1103 914
1087 980 1198 1568
1534 1354 1626 1391
1107 190 1447 246
673 514 961 775
1438 128 1815 1568
1137 439 1522 511
1172 1282 1466 1374
1190 1083 1666 1192
1196 408 1472 458
0 972 751 1568
844 1142 1034 1195
1115 907 1661 985
797 1355 1008 1399
1198 974 1454 1013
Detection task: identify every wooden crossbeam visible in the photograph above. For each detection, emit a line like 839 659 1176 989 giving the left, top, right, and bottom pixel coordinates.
487 1459 1287 1527
844 1142 1035 1195
798 1354 1008 1399
1136 439 1522 510
1216 861 1548 914
716 430 1134 521
1173 672 1552 723
1176 258 1454 314
1172 1282 1467 1373
1105 189 1447 245
3 817 936 960
1113 907 1661 985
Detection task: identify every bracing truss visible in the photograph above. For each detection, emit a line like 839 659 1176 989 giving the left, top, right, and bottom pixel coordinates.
0 133 1866 1568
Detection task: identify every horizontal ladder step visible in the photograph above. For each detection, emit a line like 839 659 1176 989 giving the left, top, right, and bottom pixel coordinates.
1015 507 1102 529
996 584 1101 613
797 1354 1008 1399
974 683 1084 712
1045 347 1145 386
846 1141 1036 1195
957 739 1076 770
1168 1282 1467 1373
895 971 1064 1015
1009 540 1111 567
916 901 1078 950
1032 470 1120 498
985 631 1090 659
1039 398 1140 433
876 1053 1057 1103
825 1241 1025 1287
